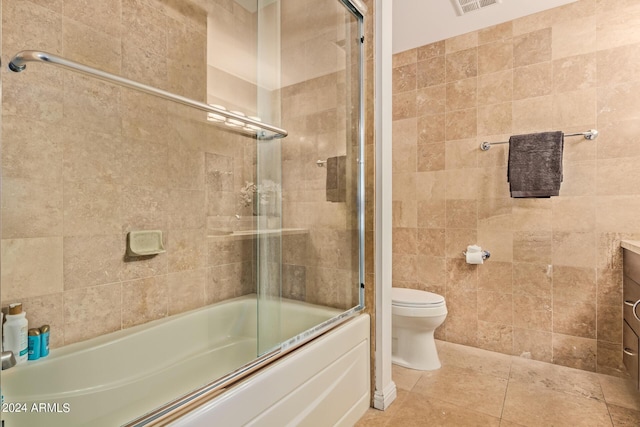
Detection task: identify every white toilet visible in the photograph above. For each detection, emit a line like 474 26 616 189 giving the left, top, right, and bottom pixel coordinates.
391 287 447 371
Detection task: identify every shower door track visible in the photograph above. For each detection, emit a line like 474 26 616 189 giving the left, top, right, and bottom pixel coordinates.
7 50 288 139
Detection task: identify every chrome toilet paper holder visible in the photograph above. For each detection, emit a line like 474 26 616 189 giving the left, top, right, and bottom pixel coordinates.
462 250 491 260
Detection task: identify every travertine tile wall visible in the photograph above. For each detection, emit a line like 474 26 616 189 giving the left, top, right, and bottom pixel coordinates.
391 0 640 375
1 0 256 348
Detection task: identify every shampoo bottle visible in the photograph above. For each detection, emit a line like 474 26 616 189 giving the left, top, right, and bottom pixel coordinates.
4 303 28 364
28 328 41 361
39 325 50 357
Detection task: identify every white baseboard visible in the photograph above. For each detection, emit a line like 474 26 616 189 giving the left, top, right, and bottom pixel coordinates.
373 380 397 410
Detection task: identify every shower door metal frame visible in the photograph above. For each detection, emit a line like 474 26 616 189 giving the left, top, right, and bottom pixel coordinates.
351 0 367 310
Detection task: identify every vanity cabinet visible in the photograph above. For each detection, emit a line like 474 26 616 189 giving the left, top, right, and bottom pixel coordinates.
623 245 640 390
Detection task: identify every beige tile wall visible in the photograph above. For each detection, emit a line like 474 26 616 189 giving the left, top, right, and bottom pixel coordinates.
391 0 640 375
1 0 255 348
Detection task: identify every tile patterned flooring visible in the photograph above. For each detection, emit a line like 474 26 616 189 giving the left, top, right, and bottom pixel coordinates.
356 340 640 426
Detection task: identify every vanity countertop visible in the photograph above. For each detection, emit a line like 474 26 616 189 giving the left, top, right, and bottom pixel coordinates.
621 240 640 255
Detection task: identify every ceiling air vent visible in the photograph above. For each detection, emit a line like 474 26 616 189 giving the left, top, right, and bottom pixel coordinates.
451 0 502 16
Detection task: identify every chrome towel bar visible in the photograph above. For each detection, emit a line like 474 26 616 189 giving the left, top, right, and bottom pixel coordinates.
480 129 598 151
8 50 288 139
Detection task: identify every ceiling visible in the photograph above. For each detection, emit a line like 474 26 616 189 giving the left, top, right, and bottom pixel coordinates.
393 0 578 54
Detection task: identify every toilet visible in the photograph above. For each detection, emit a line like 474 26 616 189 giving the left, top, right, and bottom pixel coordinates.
391 287 447 371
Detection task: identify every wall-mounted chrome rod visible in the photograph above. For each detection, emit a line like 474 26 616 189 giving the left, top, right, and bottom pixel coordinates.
8 50 288 138
480 129 598 151
316 159 327 167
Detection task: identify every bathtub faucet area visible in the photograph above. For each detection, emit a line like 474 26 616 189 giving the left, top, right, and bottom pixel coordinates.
2 350 16 370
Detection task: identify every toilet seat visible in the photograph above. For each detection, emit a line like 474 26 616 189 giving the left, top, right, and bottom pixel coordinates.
392 287 445 308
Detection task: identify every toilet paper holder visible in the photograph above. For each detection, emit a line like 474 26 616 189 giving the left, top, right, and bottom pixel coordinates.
462 250 491 260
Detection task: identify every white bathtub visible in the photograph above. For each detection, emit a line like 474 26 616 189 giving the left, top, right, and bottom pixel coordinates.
1 295 370 426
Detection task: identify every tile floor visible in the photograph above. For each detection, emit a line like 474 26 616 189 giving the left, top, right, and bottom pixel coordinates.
356 340 640 426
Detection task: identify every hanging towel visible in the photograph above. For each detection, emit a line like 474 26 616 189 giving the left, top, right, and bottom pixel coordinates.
507 131 564 198
326 155 346 202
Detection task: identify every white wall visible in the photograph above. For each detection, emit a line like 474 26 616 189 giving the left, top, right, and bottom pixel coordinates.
393 0 578 53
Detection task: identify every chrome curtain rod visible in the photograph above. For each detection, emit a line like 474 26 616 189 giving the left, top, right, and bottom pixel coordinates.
7 50 288 138
480 129 598 151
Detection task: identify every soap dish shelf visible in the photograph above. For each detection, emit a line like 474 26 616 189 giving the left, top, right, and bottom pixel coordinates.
127 230 166 257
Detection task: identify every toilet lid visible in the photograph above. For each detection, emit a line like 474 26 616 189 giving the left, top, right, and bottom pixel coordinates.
392 287 445 307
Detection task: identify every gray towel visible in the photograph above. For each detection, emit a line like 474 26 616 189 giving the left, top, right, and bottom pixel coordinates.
326 155 346 202
507 131 564 198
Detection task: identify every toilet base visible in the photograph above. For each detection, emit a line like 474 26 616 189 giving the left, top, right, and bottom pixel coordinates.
391 325 442 371
391 355 441 371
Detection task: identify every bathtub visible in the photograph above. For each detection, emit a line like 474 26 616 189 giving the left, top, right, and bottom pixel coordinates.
1 295 370 426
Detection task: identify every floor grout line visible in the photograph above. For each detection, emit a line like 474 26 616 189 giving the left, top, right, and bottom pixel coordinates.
498 355 515 422
596 372 617 427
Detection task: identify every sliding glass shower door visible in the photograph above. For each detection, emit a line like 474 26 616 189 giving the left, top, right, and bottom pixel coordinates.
256 0 365 354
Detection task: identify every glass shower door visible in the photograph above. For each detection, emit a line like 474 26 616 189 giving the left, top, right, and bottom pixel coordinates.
255 0 284 356
256 0 365 355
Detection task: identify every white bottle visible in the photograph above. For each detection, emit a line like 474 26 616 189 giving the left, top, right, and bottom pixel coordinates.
4 303 28 364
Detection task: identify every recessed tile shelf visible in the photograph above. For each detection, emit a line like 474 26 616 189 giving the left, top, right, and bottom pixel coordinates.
207 228 309 241
622 240 640 256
